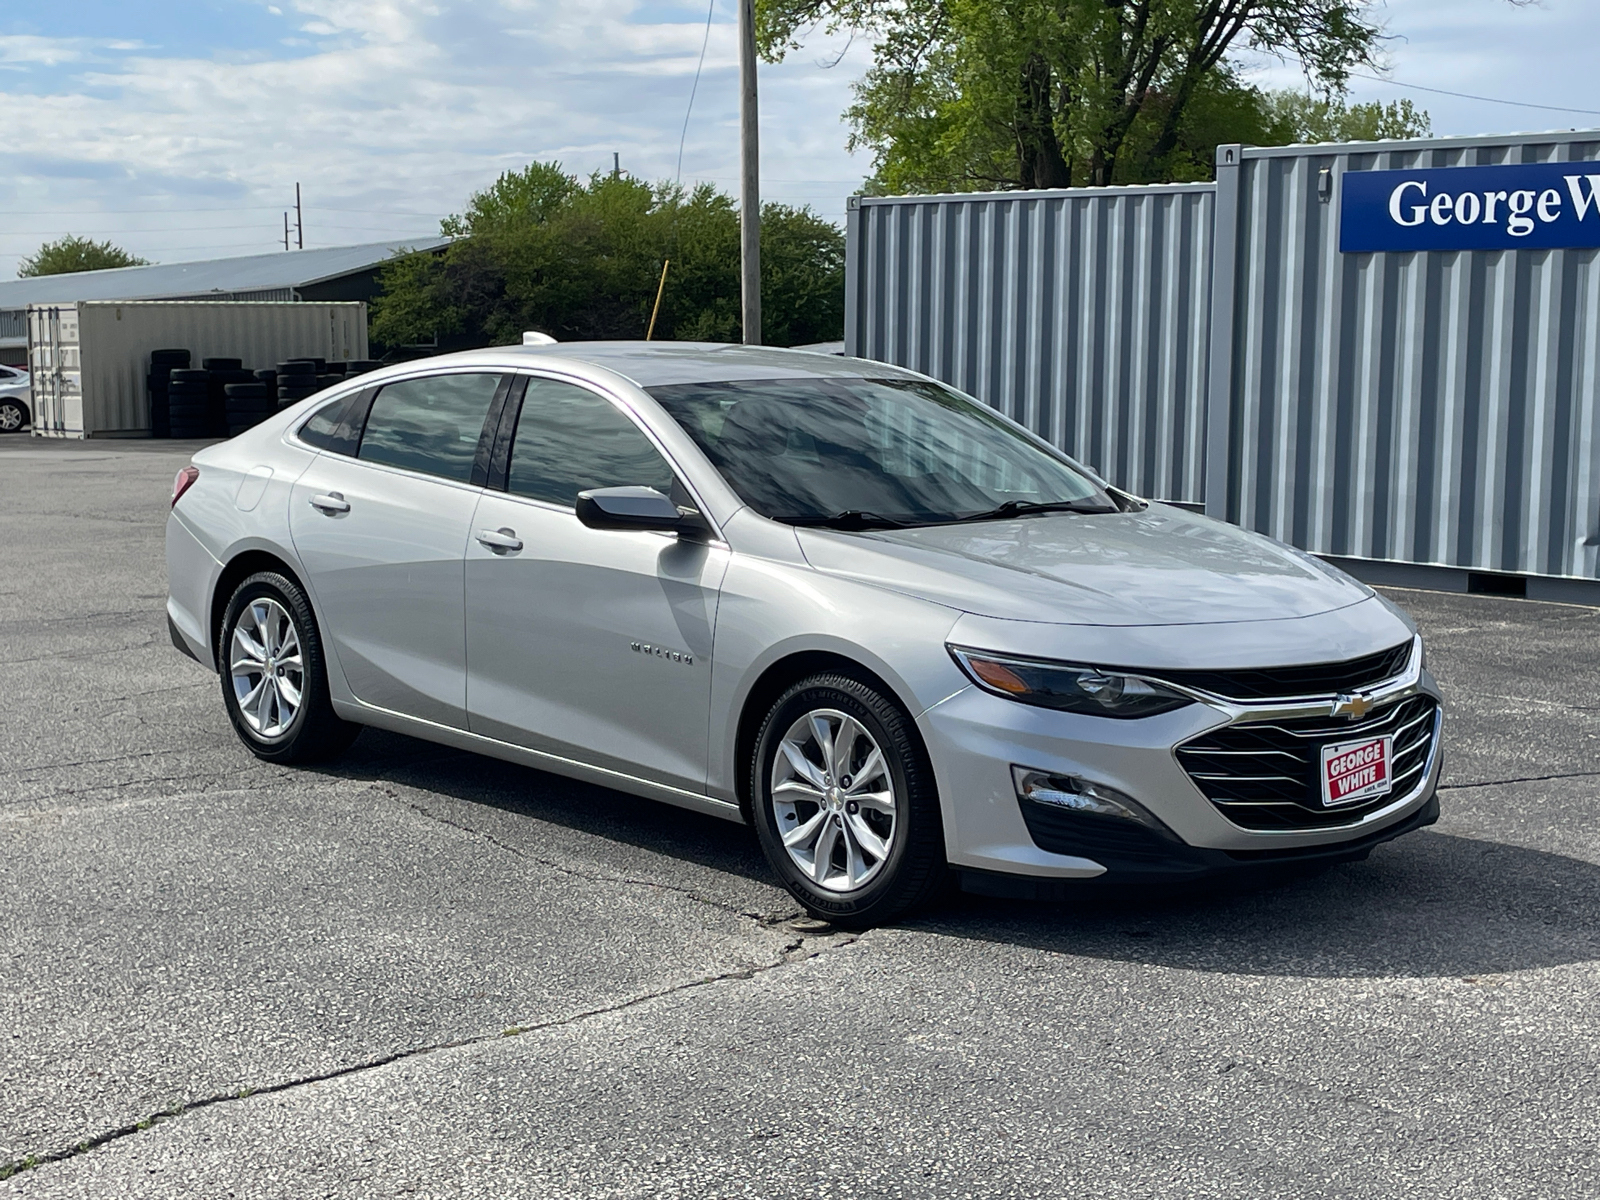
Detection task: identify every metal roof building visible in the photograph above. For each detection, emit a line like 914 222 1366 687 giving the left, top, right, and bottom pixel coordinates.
0 237 448 361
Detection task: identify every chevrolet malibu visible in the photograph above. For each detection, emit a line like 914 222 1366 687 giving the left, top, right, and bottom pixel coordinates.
165 343 1443 926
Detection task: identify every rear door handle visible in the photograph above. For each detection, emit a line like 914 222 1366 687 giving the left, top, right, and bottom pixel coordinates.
476 527 523 553
310 492 350 514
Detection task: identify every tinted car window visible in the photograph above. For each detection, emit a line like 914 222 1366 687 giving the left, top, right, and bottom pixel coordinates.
358 374 501 483
649 376 1109 526
298 396 351 453
506 377 675 507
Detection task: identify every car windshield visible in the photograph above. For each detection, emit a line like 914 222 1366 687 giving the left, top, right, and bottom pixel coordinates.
647 376 1112 527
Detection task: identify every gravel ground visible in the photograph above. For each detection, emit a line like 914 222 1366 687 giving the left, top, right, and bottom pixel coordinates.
1 437 1596 1198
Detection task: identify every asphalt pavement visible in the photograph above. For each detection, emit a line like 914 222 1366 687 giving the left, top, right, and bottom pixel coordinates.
1 437 1597 1198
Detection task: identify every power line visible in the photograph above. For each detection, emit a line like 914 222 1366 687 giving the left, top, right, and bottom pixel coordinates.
1348 69 1600 118
676 0 717 184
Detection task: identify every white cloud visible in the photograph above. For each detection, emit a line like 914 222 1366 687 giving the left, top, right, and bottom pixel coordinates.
0 1 873 275
0 35 143 66
19 0 1585 278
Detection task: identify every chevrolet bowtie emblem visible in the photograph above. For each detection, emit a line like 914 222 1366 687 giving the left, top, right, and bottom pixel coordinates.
1332 692 1373 721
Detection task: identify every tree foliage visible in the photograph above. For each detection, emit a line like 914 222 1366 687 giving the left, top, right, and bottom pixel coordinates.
371 164 845 350
757 0 1399 190
19 235 149 277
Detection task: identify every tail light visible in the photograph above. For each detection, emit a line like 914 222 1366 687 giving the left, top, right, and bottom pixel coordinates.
171 465 200 508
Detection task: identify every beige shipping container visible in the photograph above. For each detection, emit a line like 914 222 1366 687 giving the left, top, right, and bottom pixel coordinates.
27 300 368 438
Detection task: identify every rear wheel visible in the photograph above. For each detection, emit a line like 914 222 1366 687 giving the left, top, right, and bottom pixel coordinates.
0 399 26 432
219 572 359 763
751 673 947 928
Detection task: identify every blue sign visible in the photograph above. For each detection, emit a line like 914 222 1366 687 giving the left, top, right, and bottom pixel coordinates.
1340 162 1600 253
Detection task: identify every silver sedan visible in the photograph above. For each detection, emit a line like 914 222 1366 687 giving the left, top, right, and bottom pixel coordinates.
0 364 30 433
165 343 1443 925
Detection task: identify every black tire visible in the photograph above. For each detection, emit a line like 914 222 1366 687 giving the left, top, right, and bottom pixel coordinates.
218 572 360 763
276 360 317 376
224 382 270 399
750 672 947 928
171 368 209 384
0 398 28 433
150 348 191 366
202 356 242 371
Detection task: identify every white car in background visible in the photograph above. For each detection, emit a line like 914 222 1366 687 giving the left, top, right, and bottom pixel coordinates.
0 365 31 432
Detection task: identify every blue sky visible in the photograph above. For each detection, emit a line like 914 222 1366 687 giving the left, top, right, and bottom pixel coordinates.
2 0 1597 279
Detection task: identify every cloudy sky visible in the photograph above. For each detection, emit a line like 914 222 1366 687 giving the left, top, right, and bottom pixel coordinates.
2 0 1597 280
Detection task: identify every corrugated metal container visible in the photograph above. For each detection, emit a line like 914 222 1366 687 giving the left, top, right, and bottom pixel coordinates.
1208 134 1600 582
847 184 1216 503
27 300 367 438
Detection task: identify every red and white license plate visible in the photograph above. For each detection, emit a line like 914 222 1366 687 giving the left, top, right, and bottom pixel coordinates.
1320 735 1394 807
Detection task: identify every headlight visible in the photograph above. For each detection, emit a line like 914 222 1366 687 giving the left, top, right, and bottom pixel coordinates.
948 646 1193 718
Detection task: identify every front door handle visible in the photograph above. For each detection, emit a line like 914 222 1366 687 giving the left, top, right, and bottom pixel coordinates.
476 527 523 553
310 491 350 514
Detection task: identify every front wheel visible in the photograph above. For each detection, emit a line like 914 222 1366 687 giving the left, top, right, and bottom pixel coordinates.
219 571 359 763
751 673 947 928
0 399 27 432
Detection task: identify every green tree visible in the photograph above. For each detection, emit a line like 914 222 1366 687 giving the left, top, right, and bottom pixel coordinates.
758 0 1416 191
1262 93 1431 143
19 235 149 277
371 164 844 350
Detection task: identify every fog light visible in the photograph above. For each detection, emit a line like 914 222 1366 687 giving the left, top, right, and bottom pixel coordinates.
1011 766 1166 832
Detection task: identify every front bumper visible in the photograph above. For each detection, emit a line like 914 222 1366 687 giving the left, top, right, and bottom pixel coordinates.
917 657 1444 884
959 793 1440 899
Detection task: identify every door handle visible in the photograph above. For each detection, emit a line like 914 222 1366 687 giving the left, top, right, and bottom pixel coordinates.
476 527 523 553
310 492 350 514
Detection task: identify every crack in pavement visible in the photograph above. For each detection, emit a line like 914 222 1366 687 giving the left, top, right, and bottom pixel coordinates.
372 783 802 929
1441 769 1600 790
0 929 857 1183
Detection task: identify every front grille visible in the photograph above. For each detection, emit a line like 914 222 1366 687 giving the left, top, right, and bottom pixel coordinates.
1175 694 1439 830
1129 640 1413 701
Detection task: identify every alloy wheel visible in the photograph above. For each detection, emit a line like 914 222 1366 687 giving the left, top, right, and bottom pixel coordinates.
769 707 898 893
0 403 23 432
229 597 304 739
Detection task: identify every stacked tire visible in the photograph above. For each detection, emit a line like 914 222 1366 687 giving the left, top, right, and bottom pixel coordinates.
223 383 276 435
276 360 320 410
147 349 190 438
202 358 253 437
346 360 382 377
167 369 211 438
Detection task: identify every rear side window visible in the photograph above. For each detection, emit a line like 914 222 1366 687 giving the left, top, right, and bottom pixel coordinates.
358 373 502 483
506 377 675 507
297 397 351 453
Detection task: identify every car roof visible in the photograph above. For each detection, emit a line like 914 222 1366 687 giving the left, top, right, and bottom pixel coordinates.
418 341 920 390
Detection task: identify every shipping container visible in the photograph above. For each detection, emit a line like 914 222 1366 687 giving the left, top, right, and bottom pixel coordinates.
847 129 1600 600
1208 134 1600 590
27 300 368 438
846 183 1216 505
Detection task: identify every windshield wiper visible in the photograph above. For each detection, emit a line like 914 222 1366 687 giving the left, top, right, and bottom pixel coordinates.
789 510 914 530
948 498 1119 523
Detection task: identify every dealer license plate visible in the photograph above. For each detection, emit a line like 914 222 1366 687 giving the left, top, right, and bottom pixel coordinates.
1320 735 1394 808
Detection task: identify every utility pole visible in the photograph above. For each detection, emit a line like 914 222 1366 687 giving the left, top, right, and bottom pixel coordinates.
613 152 621 179
294 182 304 249
738 0 760 345
283 211 290 251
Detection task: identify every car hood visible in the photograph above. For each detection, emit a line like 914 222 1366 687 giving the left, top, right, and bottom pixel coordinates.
795 503 1373 626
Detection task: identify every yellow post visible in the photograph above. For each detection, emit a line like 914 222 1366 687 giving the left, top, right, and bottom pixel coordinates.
646 259 671 340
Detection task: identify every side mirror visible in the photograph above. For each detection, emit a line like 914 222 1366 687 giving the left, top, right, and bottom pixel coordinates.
575 486 710 538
